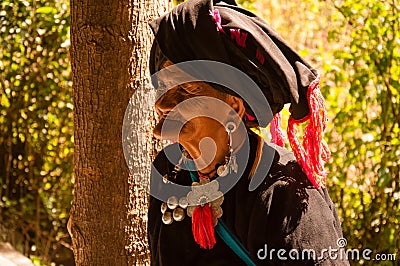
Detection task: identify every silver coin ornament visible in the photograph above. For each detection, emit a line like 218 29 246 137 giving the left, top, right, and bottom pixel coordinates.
179 196 188 209
161 196 189 224
167 196 178 210
161 202 168 214
173 208 185 222
162 212 173 225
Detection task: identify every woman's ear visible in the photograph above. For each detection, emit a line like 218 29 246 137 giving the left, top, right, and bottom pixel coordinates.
227 95 245 118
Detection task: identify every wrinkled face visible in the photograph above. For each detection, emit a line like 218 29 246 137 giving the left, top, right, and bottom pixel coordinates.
153 61 245 178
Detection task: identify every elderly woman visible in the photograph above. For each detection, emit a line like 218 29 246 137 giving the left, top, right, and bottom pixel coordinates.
147 0 348 265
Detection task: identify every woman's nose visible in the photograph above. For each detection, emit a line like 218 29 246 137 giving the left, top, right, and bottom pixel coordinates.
153 119 182 141
153 121 163 140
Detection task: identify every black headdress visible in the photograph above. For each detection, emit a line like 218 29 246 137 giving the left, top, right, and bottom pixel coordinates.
149 0 330 189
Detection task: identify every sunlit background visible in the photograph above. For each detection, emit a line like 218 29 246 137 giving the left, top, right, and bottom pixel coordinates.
0 0 399 265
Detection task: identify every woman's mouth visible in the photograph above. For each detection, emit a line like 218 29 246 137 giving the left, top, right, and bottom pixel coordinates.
198 168 217 178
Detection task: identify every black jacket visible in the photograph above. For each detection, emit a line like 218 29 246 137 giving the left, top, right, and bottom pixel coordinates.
148 134 349 265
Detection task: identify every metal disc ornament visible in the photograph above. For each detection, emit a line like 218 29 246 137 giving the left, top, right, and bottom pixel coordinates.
162 211 173 225
173 207 185 222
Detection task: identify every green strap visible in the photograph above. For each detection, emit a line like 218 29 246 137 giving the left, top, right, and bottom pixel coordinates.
215 221 257 266
187 163 256 266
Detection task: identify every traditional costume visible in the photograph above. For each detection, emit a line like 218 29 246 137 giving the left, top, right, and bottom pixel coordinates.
148 0 348 265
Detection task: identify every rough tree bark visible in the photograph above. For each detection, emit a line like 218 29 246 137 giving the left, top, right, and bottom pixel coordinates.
69 0 170 265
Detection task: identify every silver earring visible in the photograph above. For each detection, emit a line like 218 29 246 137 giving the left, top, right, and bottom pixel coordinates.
167 148 191 181
217 122 238 176
178 149 191 166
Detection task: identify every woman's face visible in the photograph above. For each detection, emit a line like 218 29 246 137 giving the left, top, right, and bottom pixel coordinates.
153 62 245 178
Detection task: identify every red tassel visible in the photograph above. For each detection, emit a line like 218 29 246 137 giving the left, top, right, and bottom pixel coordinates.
270 112 285 147
209 10 224 33
192 204 216 249
256 48 265 64
230 28 248 48
246 112 256 121
287 76 331 189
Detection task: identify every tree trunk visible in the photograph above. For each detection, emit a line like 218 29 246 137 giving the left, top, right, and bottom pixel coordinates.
69 0 170 265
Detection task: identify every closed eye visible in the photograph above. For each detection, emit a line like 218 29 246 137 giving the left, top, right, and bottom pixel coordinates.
163 108 183 122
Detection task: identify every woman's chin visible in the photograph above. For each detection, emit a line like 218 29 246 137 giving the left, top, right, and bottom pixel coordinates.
198 168 217 178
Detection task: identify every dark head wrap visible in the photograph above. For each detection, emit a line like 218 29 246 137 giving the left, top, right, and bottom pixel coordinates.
149 0 330 189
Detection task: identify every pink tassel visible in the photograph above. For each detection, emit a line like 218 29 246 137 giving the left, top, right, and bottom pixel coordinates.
246 112 256 121
287 76 331 189
192 204 216 249
230 28 248 48
270 112 284 147
256 48 265 64
209 10 224 33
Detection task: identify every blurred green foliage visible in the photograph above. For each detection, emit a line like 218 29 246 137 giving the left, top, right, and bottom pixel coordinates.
323 0 399 262
0 0 73 264
257 0 399 264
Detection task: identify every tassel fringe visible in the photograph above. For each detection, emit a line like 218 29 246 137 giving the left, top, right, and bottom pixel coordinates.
256 48 265 64
287 77 331 189
229 29 248 48
192 204 216 249
209 10 224 33
270 112 285 147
